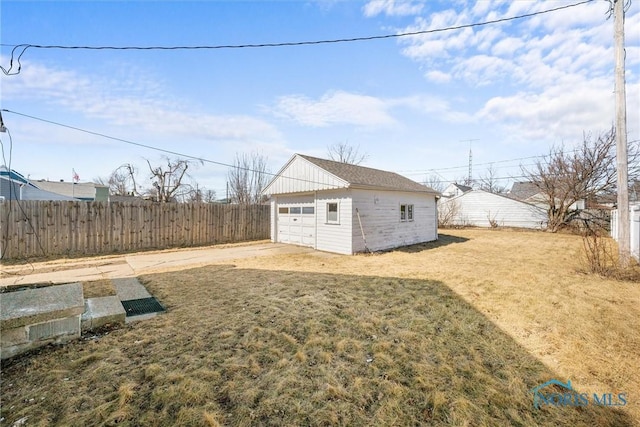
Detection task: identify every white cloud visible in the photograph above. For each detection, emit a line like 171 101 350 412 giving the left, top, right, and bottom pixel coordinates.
474 26 504 52
271 90 474 128
392 94 475 123
395 1 631 86
363 0 424 17
1 59 282 144
425 70 451 83
386 1 640 143
272 91 397 128
452 55 515 86
491 36 525 56
477 78 621 141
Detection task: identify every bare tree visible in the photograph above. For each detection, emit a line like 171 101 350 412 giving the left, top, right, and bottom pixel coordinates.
146 157 201 203
184 185 216 203
112 164 140 196
228 151 269 205
522 128 639 232
478 164 505 194
424 174 446 193
327 141 368 165
96 164 140 196
438 199 462 228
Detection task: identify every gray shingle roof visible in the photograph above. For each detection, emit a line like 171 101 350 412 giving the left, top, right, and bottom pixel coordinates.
298 154 437 193
508 181 541 200
452 183 472 193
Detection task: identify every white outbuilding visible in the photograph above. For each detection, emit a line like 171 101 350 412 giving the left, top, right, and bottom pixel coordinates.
262 154 440 254
439 189 548 229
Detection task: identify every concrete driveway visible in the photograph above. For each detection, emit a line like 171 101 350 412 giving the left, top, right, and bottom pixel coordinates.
0 241 314 288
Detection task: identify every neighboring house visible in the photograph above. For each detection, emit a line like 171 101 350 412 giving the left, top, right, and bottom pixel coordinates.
1 166 109 201
441 183 472 198
508 181 586 210
262 154 440 255
32 180 109 201
0 166 74 201
440 189 547 229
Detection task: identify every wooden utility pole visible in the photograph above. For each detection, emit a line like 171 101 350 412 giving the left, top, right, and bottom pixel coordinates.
614 0 630 267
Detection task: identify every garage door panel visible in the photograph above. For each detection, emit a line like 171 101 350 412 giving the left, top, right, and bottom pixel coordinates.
277 202 315 248
301 233 314 245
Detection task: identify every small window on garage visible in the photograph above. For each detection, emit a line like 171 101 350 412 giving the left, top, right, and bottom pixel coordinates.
278 207 289 214
400 204 414 222
302 207 315 214
326 202 339 223
290 207 301 214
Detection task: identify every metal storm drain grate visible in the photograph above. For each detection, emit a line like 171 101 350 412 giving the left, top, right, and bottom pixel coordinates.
121 297 165 317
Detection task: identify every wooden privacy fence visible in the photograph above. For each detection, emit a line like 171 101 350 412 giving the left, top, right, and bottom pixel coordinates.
0 201 271 260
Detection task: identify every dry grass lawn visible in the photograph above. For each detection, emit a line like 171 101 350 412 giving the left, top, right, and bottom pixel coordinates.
1 229 638 426
82 279 117 299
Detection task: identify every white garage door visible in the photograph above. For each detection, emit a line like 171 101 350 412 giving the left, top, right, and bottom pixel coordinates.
277 203 315 247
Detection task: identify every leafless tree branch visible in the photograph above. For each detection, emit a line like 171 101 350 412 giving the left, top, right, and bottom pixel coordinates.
521 128 639 231
228 151 269 205
327 141 368 165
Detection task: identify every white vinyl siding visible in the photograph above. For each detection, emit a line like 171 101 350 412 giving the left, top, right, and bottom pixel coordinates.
315 190 353 254
440 190 547 229
263 156 347 195
351 189 437 253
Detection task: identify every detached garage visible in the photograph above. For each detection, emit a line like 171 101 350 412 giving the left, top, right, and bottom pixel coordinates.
439 189 548 229
262 154 440 255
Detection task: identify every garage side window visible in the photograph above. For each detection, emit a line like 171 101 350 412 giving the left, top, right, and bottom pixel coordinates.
326 202 339 224
278 207 289 214
400 204 414 222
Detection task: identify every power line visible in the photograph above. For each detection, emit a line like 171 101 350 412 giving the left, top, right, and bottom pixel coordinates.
0 128 47 260
0 108 519 193
7 109 631 190
399 138 640 176
0 0 594 76
400 155 550 175
0 109 343 188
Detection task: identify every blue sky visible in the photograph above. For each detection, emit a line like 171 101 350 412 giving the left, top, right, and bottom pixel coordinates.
1 0 639 197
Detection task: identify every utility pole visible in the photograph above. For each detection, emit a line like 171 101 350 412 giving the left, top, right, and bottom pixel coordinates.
614 0 630 267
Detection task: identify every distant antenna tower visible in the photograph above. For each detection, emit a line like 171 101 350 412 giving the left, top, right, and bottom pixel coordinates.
468 146 472 184
461 139 479 185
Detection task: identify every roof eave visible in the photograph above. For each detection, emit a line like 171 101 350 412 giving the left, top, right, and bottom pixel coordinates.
262 154 349 195
349 183 440 195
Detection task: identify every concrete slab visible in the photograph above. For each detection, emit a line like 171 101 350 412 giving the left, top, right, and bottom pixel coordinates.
81 296 126 331
112 278 151 301
0 283 84 329
124 242 313 275
1 283 84 360
1 242 313 289
0 262 134 288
